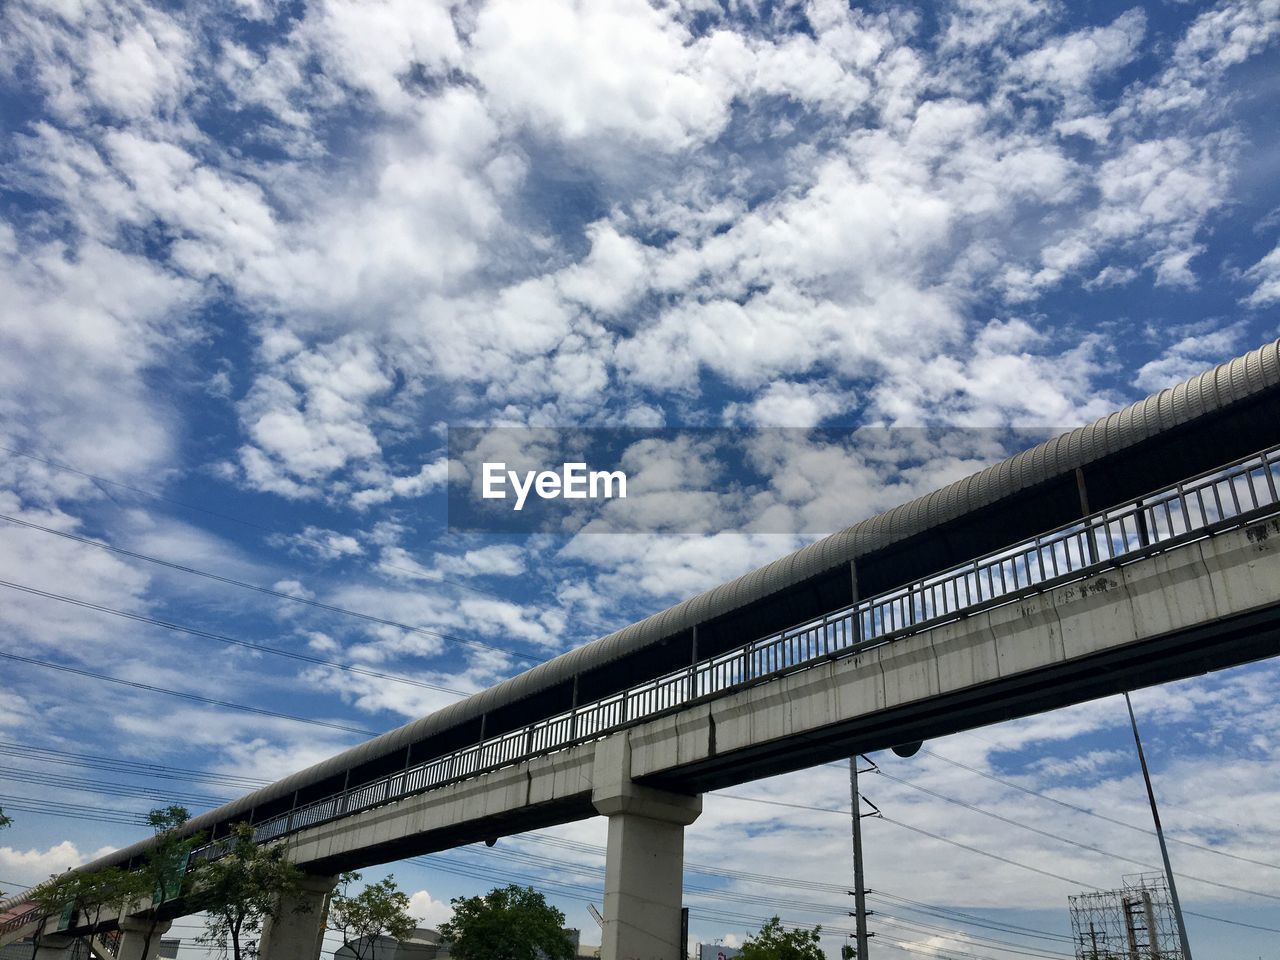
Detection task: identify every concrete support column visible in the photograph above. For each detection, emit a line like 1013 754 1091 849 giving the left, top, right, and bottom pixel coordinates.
257 873 337 960
32 934 77 959
593 734 701 960
117 916 172 960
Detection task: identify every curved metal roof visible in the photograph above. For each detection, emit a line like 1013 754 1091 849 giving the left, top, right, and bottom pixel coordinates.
73 337 1280 875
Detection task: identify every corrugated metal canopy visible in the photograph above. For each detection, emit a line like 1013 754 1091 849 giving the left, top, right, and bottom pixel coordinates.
72 338 1280 875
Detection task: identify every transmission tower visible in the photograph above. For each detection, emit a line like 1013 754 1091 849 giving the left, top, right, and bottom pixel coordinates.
1068 873 1186 960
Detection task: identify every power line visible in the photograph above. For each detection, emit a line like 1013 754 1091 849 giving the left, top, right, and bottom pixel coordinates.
445 843 1075 959
0 575 476 697
866 892 1073 944
0 651 376 736
0 750 1078 955
919 749 1280 872
1181 910 1280 934
873 768 1280 903
874 814 1101 890
0 512 548 665
9 785 1280 939
0 766 227 808
414 850 1041 960
0 740 270 790
510 833 1076 946
0 445 521 608
718 791 1096 887
715 792 1280 936
0 795 147 826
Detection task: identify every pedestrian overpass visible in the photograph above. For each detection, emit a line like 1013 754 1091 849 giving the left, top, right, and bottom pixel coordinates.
4 340 1280 960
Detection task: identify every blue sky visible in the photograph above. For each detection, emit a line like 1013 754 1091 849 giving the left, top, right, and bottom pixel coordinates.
1 0 1279 957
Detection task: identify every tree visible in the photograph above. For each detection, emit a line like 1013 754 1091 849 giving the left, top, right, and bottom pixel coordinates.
439 884 573 960
32 867 133 955
328 872 417 960
194 821 303 960
123 805 204 960
739 917 825 960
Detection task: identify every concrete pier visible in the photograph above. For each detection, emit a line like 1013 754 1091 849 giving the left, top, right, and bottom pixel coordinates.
257 873 336 960
593 735 701 960
117 916 172 960
32 934 77 959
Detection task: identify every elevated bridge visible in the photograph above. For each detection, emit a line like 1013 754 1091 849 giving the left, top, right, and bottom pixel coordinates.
5 341 1280 960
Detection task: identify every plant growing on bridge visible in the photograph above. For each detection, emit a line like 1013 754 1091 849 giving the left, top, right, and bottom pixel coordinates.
328 872 417 960
194 821 304 960
438 884 574 960
739 917 825 960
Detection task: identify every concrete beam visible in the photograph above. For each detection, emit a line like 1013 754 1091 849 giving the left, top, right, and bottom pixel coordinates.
593 734 700 960
258 873 337 960
283 741 596 874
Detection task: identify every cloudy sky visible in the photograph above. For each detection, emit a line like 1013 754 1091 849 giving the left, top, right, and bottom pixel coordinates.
1 0 1279 957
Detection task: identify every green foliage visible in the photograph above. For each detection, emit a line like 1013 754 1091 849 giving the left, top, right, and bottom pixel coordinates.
194 822 304 960
141 805 201 905
125 805 203 960
739 917 825 960
19 807 199 955
33 867 133 946
329 872 417 960
438 884 574 960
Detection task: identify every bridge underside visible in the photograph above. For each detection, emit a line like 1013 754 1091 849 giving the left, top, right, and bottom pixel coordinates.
300 792 597 875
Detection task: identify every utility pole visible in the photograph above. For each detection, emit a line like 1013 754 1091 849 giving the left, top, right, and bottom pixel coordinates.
848 755 875 959
1125 692 1193 960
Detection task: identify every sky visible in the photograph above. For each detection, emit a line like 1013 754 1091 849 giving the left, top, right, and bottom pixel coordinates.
1 0 1279 958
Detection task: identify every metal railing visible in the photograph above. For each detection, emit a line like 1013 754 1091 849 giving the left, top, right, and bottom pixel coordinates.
0 904 40 938
177 444 1279 865
93 929 122 957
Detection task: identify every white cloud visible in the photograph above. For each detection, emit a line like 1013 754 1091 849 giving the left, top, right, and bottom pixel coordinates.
1243 242 1280 306
1 0 195 123
469 0 741 149
351 458 450 511
866 319 1119 428
408 889 452 929
1134 322 1246 392
236 337 393 498
0 840 116 889
1130 0 1280 116
939 0 1054 54
83 9 193 120
1008 9 1146 108
724 380 858 428
0 233 198 488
